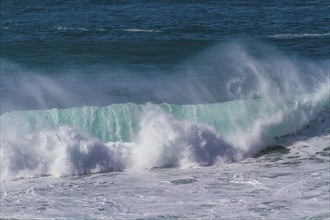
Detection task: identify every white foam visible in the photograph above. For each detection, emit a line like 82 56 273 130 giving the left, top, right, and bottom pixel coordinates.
1 105 242 180
129 104 240 171
268 33 330 39
0 126 130 180
124 28 161 33
55 26 89 32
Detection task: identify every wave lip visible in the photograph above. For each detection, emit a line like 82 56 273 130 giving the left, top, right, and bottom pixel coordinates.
268 33 330 39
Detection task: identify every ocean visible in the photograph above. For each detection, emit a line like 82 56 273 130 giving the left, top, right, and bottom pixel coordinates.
1 0 329 219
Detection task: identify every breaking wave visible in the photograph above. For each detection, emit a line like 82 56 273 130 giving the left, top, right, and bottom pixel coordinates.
1 82 329 180
1 40 329 180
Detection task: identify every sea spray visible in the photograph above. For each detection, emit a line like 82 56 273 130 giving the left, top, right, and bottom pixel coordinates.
1 41 328 112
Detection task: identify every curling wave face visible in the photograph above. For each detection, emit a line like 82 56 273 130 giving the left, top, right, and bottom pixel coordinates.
1 80 329 180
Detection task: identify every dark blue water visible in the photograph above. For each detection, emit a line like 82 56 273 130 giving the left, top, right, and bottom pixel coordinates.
1 0 329 112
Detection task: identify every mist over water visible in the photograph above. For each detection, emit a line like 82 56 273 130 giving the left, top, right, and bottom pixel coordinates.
1 40 328 113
